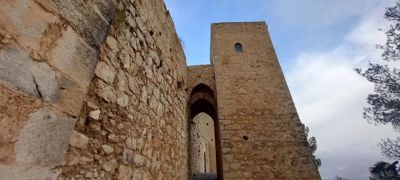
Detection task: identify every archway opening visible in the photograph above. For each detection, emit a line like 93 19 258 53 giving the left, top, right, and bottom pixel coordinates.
189 83 222 180
190 113 217 174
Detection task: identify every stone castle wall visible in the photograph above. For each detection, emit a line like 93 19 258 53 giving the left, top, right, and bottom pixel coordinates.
0 0 188 179
59 0 188 179
0 0 117 179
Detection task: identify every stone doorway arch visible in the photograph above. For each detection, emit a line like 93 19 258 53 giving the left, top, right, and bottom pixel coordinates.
188 83 223 180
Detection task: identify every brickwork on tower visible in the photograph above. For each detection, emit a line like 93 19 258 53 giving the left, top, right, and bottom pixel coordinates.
210 22 321 179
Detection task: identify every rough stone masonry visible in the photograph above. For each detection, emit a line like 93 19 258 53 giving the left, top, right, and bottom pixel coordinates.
0 0 321 179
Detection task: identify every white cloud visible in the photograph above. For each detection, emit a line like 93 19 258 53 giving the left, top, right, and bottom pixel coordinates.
285 1 399 179
272 0 389 28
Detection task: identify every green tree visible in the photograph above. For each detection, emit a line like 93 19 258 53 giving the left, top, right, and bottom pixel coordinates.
369 161 399 180
304 126 321 167
379 138 400 159
355 0 400 160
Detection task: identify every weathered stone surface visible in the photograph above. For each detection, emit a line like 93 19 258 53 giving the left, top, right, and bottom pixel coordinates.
69 131 89 149
53 73 87 116
126 136 137 150
0 164 59 180
0 48 59 102
30 63 59 102
0 85 42 163
52 0 116 48
108 134 119 142
0 0 59 53
96 80 116 102
133 153 145 166
117 165 133 180
119 49 131 70
79 155 93 165
89 109 101 120
128 75 141 95
116 93 129 107
49 27 98 89
103 159 118 173
95 61 116 84
116 70 129 93
0 1 119 179
132 169 143 180
122 148 134 165
87 101 99 110
102 145 114 154
106 36 118 51
15 107 76 166
63 151 79 166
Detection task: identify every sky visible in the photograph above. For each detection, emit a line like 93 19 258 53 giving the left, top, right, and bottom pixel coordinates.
164 0 399 179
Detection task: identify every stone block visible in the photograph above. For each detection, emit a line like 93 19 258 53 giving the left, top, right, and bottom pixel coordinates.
126 136 137 150
30 62 59 102
0 0 59 52
102 145 114 154
89 110 101 120
108 134 119 142
69 131 89 149
95 80 116 102
117 165 133 180
106 36 119 51
122 148 134 165
128 75 141 95
94 61 116 84
52 0 116 48
52 73 87 116
103 159 118 173
15 107 76 167
0 48 59 102
116 70 129 93
133 153 145 166
0 164 59 180
49 27 99 89
116 93 129 107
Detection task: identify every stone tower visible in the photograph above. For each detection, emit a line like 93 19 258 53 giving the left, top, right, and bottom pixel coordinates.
188 22 321 179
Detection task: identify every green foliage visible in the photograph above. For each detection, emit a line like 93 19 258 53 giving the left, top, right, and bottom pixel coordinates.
355 0 400 160
379 1 400 62
369 161 400 180
304 126 322 167
379 138 400 159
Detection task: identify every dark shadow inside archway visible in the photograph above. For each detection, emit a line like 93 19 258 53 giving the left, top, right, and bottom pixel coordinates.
189 84 223 180
190 99 217 120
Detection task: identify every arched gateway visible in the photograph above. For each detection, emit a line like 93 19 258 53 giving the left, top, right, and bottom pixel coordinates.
188 83 222 179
